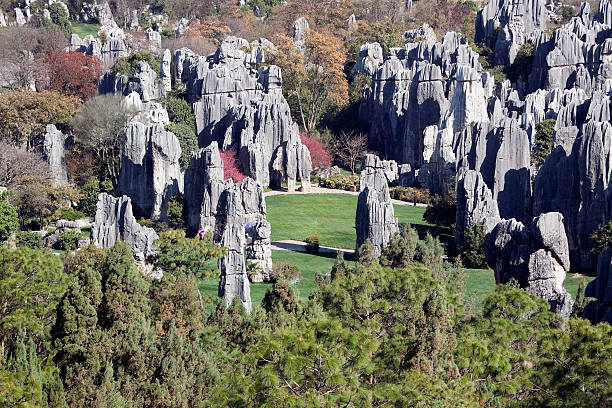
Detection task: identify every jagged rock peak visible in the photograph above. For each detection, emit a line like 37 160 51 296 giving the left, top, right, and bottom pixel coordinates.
91 193 159 261
42 124 68 187
355 154 399 257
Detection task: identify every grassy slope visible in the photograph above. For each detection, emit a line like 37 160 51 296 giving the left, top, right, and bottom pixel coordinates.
200 193 594 310
71 22 100 38
266 194 439 250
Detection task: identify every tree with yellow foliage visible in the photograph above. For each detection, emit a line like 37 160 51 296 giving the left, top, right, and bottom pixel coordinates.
271 29 349 133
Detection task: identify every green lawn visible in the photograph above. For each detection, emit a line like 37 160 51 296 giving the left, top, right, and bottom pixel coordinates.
266 194 442 250
71 22 100 38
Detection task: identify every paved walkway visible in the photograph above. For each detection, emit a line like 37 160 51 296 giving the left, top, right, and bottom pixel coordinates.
271 239 355 255
264 186 427 207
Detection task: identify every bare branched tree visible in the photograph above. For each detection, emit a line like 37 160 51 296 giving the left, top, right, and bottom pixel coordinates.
72 94 135 187
332 131 368 174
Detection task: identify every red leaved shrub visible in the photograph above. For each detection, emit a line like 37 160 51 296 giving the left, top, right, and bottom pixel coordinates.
44 51 102 101
300 135 333 169
219 149 246 183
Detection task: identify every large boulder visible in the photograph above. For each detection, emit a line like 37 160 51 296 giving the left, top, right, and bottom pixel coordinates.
91 193 159 261
485 212 574 318
42 124 68 186
355 154 399 257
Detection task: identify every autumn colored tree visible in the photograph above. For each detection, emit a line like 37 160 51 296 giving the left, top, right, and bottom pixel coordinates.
271 30 349 133
0 90 80 148
219 149 246 183
300 135 332 168
44 51 102 101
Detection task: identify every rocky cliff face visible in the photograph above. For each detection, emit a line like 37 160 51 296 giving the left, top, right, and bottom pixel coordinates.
91 193 159 261
174 37 312 190
584 247 612 324
485 212 574 318
116 117 183 222
42 124 68 187
355 154 399 257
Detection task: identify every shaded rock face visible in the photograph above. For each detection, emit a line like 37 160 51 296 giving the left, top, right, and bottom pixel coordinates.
71 17 128 70
354 42 383 76
455 169 501 243
359 30 487 189
116 120 183 222
532 92 612 268
42 124 68 186
584 248 612 324
485 212 574 318
175 37 312 189
184 143 271 310
475 0 547 65
355 154 399 257
91 193 159 261
99 60 160 103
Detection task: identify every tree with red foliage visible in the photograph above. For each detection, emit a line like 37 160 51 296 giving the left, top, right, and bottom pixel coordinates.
219 149 246 183
44 51 102 101
301 135 333 169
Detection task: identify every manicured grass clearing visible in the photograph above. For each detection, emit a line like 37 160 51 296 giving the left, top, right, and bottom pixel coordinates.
200 193 594 311
71 22 100 38
266 194 437 250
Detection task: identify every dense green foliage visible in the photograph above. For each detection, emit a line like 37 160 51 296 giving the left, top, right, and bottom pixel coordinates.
423 191 457 229
78 178 102 217
155 230 224 278
532 119 556 166
57 230 80 251
16 230 43 249
166 122 198 170
47 2 72 35
459 223 487 268
112 51 162 78
0 191 19 241
590 220 612 257
166 193 186 229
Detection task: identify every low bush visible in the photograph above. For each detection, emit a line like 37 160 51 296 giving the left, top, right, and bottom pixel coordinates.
138 218 170 233
16 231 43 249
78 178 101 217
56 208 86 221
389 186 433 204
590 221 612 258
112 51 161 78
319 174 359 191
270 262 301 283
57 230 80 250
167 194 185 229
423 191 456 229
305 234 320 254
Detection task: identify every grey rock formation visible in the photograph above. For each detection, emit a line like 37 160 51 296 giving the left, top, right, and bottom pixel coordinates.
161 48 172 92
475 0 547 65
356 154 399 257
184 143 271 308
293 17 309 49
403 24 436 43
43 220 83 249
14 8 26 26
99 59 161 102
0 9 7 27
354 42 383 76
485 212 574 318
91 193 159 261
145 27 161 48
583 248 612 324
175 38 312 189
117 119 183 221
42 124 68 186
455 169 501 243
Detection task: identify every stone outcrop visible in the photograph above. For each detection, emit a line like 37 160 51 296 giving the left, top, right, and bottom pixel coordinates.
43 220 88 250
116 115 183 222
184 143 271 309
91 193 159 260
175 37 312 189
485 212 574 318
71 23 128 69
293 17 309 49
455 169 501 243
475 0 547 65
42 124 68 186
583 248 612 325
355 154 399 257
99 60 161 102
354 42 383 76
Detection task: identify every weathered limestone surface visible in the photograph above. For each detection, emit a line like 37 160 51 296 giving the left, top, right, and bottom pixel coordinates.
455 169 501 243
583 248 612 325
175 37 312 189
42 124 68 186
355 154 399 257
485 212 574 318
91 193 159 260
117 119 183 221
